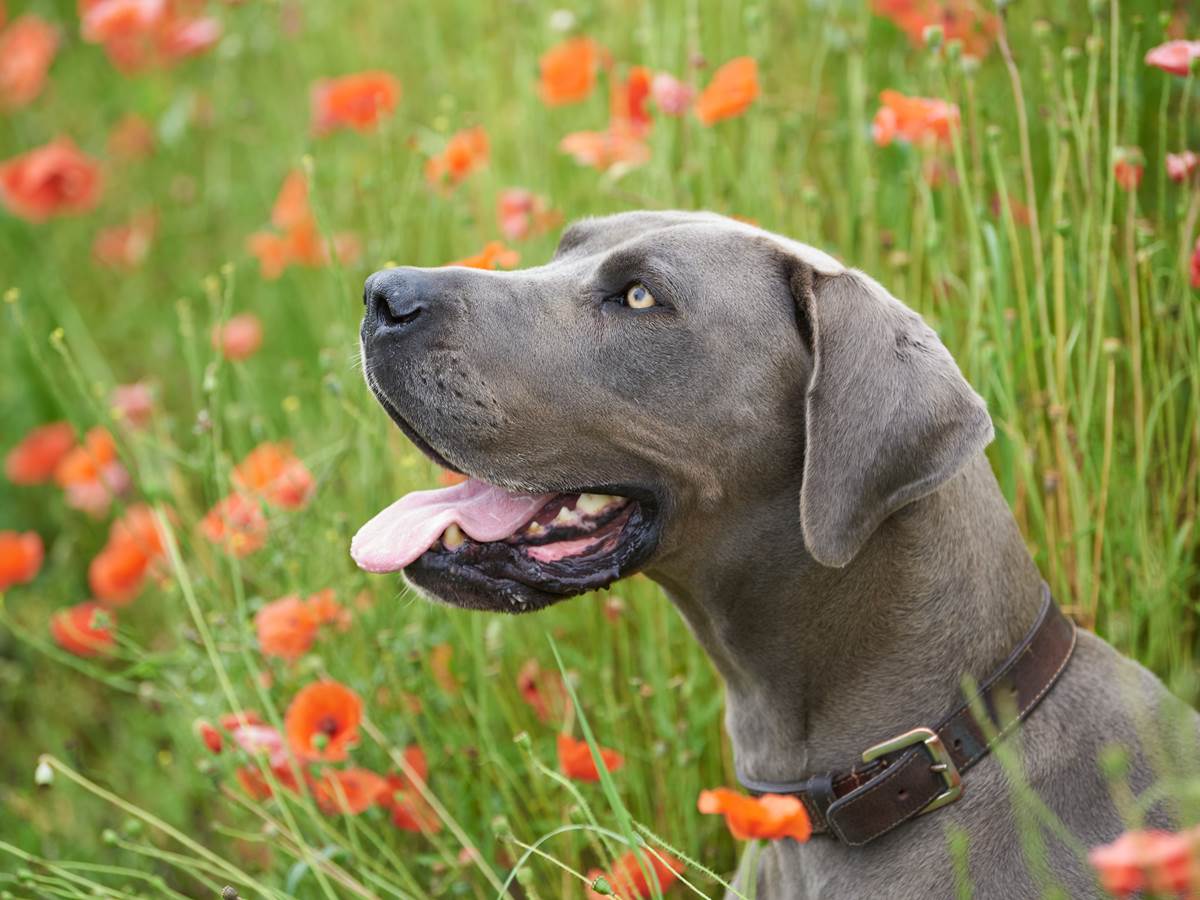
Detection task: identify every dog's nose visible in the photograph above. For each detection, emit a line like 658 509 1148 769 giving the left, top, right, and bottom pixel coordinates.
364 269 429 334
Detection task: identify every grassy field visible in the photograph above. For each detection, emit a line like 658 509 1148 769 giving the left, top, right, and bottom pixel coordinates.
2 0 1199 896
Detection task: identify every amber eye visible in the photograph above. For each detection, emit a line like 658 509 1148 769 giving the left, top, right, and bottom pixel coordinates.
624 283 656 309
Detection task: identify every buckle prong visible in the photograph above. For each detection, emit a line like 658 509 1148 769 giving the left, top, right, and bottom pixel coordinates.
862 727 963 815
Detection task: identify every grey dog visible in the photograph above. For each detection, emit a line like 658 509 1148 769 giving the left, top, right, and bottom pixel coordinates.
356 211 1199 899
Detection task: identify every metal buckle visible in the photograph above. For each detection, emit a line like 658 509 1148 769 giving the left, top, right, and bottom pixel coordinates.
862 727 963 814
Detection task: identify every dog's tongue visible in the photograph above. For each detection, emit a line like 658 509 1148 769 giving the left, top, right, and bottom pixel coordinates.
350 478 554 573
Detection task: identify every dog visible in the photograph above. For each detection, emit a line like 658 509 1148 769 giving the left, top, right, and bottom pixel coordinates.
353 211 1199 899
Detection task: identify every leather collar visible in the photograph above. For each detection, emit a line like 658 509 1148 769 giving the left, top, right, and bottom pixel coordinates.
737 585 1077 846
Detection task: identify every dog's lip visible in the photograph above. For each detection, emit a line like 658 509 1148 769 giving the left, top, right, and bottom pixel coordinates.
366 377 464 475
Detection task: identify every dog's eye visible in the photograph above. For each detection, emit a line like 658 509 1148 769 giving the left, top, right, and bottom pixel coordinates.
624 283 657 309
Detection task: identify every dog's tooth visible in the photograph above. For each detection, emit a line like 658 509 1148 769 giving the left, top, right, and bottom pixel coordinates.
524 521 545 536
576 493 617 516
552 506 581 526
443 524 465 550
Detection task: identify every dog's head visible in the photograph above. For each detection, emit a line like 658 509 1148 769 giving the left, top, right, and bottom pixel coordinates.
353 211 992 612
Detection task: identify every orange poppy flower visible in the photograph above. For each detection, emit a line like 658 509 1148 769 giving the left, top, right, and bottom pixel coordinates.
234 761 302 801
93 209 157 270
0 530 43 591
538 37 604 106
559 128 650 172
199 493 268 557
0 15 59 110
871 0 997 59
311 70 401 136
55 427 130 517
1089 827 1200 897
284 680 363 762
378 746 442 833
6 422 75 485
695 56 759 126
586 850 684 900
107 113 155 161
219 710 264 731
247 170 358 278
50 602 116 657
557 733 624 782
89 503 167 605
425 126 489 187
697 788 813 842
1146 40 1200 76
313 767 388 815
269 169 308 229
80 0 219 73
445 241 519 271
195 719 223 754
254 594 319 660
871 89 959 148
611 65 653 136
516 658 571 723
305 588 351 629
232 442 315 510
496 188 561 242
0 137 103 222
1114 147 1145 192
212 313 263 360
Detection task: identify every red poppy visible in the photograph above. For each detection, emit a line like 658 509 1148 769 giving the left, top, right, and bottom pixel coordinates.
425 126 489 187
872 89 959 148
697 788 813 842
54 427 130 517
93 209 157 270
1088 828 1200 897
107 113 155 161
695 56 759 126
871 0 998 59
650 72 694 116
232 442 315 510
89 503 168 605
538 37 604 105
247 170 358 278
586 850 684 900
516 658 571 723
219 709 265 731
1145 40 1200 76
212 313 263 360
305 589 350 629
445 241 519 271
0 15 59 110
284 681 363 762
1190 238 1200 290
0 137 103 222
110 382 154 428
560 128 650 172
254 594 318 660
0 531 43 591
311 71 400 135
611 65 653 136
378 747 442 833
6 422 75 485
80 0 220 72
50 602 116 657
195 719 223 753
1114 147 1145 192
234 761 302 801
1167 151 1199 183
313 767 388 815
557 733 624 782
497 189 561 242
199 493 268 557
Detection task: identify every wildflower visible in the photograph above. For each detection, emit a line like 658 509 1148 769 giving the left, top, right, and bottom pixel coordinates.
425 126 489 187
212 313 263 360
586 850 684 900
0 137 103 222
445 241 519 270
538 37 604 105
234 762 302 801
6 422 75 485
195 719 223 754
0 531 43 591
611 65 653 136
559 128 650 172
89 503 168 605
199 493 268 557
107 113 155 161
0 15 59 109
80 0 221 72
557 733 624 782
255 595 315 660
872 89 959 148
697 787 813 842
233 442 315 510
1145 40 1200 76
50 602 116 657
306 589 351 629
311 71 400 135
871 0 997 59
110 382 154 428
230 723 289 767
1190 238 1200 290
93 209 157 270
314 767 388 815
54 427 130 517
284 680 363 762
247 170 357 278
1088 827 1200 897
650 72 694 116
695 56 759 125
1114 147 1145 192
516 658 570 723
1166 151 1199 183
378 747 442 833
496 189 561 242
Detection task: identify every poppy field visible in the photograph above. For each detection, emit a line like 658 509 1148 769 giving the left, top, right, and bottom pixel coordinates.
3 0 1200 897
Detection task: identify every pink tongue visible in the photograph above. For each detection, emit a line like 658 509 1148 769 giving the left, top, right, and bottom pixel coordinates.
350 478 554 573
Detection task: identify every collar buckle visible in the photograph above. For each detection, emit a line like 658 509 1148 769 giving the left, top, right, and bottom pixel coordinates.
862 727 963 814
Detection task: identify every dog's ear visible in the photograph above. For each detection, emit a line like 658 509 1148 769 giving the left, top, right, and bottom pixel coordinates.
789 263 994 567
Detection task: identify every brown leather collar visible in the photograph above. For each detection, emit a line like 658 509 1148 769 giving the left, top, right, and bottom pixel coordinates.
737 585 1076 846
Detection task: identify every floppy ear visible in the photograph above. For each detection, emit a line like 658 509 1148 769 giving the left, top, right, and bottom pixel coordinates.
790 265 994 568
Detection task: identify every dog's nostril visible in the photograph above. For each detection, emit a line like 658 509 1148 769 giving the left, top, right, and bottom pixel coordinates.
372 287 424 329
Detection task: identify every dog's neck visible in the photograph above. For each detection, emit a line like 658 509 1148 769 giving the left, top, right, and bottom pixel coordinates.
647 453 1045 782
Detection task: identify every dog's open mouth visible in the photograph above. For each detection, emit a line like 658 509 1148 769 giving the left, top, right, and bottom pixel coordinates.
350 478 658 612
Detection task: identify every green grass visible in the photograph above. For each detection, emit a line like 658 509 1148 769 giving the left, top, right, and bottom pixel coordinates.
1 0 1199 896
